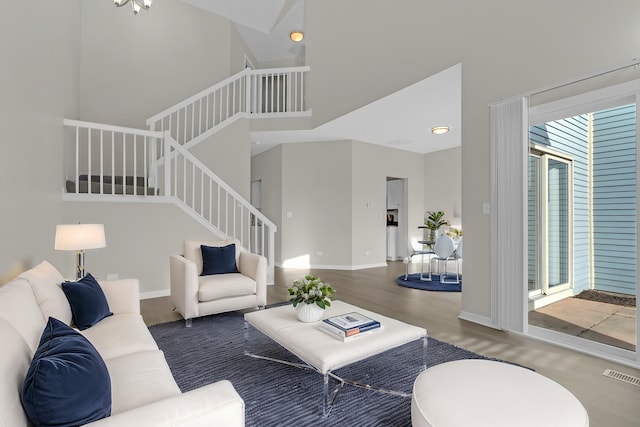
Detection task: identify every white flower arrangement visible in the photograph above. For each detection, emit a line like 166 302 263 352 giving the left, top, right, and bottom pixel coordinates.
287 275 335 309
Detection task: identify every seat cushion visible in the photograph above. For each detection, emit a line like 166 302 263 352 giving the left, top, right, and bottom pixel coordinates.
21 317 111 427
201 243 239 275
80 313 158 361
198 273 257 302
62 273 113 330
105 350 181 415
19 261 72 325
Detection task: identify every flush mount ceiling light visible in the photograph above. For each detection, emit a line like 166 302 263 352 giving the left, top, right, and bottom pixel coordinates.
290 31 304 42
431 126 450 135
114 0 153 15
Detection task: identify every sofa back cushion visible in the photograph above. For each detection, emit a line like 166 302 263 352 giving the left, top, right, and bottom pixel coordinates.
19 261 72 325
0 278 46 353
0 317 32 427
184 239 242 275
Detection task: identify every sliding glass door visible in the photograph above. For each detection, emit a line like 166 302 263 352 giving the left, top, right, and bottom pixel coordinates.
528 151 572 297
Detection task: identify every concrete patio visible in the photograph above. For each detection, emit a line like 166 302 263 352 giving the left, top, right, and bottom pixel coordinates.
528 297 636 351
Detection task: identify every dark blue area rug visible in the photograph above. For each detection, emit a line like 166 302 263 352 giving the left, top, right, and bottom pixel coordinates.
150 309 501 426
396 273 462 292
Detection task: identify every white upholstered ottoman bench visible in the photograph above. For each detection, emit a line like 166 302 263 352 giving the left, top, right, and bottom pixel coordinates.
411 359 589 427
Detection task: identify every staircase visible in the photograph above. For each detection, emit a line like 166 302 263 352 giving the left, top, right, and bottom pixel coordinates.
63 66 311 282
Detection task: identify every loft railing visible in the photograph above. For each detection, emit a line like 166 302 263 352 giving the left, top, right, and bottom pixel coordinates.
62 119 164 197
146 66 310 147
62 120 277 279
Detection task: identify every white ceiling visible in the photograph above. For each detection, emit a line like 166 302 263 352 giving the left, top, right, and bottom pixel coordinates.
180 0 461 156
181 0 305 63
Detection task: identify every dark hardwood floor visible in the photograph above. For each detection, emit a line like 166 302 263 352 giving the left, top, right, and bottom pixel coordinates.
141 261 640 427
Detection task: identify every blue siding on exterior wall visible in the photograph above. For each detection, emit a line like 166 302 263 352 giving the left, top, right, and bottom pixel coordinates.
592 104 636 294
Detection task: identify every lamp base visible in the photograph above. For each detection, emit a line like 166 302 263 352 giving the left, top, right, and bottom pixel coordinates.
75 250 85 281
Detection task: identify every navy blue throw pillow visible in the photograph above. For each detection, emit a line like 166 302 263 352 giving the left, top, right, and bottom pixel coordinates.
21 317 111 427
62 273 113 330
201 243 239 275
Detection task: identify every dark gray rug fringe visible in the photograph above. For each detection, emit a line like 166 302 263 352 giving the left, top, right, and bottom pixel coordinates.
150 310 508 427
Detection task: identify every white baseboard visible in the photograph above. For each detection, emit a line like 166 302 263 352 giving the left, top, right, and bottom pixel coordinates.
458 310 499 330
311 263 389 270
274 262 388 271
140 289 170 300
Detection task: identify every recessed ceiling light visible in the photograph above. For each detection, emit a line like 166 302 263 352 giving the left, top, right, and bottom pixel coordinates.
290 31 304 42
431 126 449 135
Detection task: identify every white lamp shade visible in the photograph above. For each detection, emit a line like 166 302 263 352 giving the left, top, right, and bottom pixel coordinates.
55 224 106 251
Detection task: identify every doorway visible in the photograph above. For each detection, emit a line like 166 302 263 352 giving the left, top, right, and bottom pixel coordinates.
386 177 408 261
528 99 637 353
250 180 262 250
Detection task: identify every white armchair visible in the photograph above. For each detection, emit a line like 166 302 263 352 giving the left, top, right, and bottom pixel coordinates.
170 239 267 326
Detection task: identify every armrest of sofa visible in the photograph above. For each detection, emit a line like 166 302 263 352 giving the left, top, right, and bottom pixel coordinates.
169 255 199 321
99 278 140 315
238 252 267 306
85 380 244 427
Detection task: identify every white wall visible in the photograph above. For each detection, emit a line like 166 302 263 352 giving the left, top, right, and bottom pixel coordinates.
424 147 462 227
252 140 425 269
281 141 353 267
351 142 425 265
4 0 640 315
58 202 217 296
305 0 640 322
0 0 256 291
190 119 252 200
78 0 232 128
0 1 80 282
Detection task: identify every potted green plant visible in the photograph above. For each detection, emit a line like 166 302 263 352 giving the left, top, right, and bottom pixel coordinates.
424 211 448 242
288 275 335 322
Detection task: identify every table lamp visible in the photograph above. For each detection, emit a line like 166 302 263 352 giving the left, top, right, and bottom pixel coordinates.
54 224 106 280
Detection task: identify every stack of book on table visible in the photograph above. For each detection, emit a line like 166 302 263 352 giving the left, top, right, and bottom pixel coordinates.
319 312 383 342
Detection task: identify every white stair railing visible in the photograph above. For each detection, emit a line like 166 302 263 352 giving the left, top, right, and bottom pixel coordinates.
62 119 277 281
146 66 310 148
162 132 276 272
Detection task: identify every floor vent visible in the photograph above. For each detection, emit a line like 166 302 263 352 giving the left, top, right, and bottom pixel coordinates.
602 369 640 386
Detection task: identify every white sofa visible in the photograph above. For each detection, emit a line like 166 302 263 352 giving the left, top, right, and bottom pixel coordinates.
170 239 267 326
0 261 245 426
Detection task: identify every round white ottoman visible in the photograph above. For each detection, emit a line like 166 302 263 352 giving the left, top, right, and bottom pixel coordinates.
411 359 589 427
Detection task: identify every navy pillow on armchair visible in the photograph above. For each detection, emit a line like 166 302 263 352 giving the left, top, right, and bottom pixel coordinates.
62 273 113 330
201 243 239 275
21 317 111 427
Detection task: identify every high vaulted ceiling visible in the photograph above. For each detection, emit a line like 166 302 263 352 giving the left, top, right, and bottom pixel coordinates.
181 0 305 63
180 0 461 156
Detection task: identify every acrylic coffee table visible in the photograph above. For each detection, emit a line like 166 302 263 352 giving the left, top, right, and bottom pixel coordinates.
244 300 428 417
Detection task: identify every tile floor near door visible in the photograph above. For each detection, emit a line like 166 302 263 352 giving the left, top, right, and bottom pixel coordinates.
529 298 637 351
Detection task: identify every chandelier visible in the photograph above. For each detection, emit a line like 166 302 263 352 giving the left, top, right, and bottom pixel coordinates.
114 0 153 15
